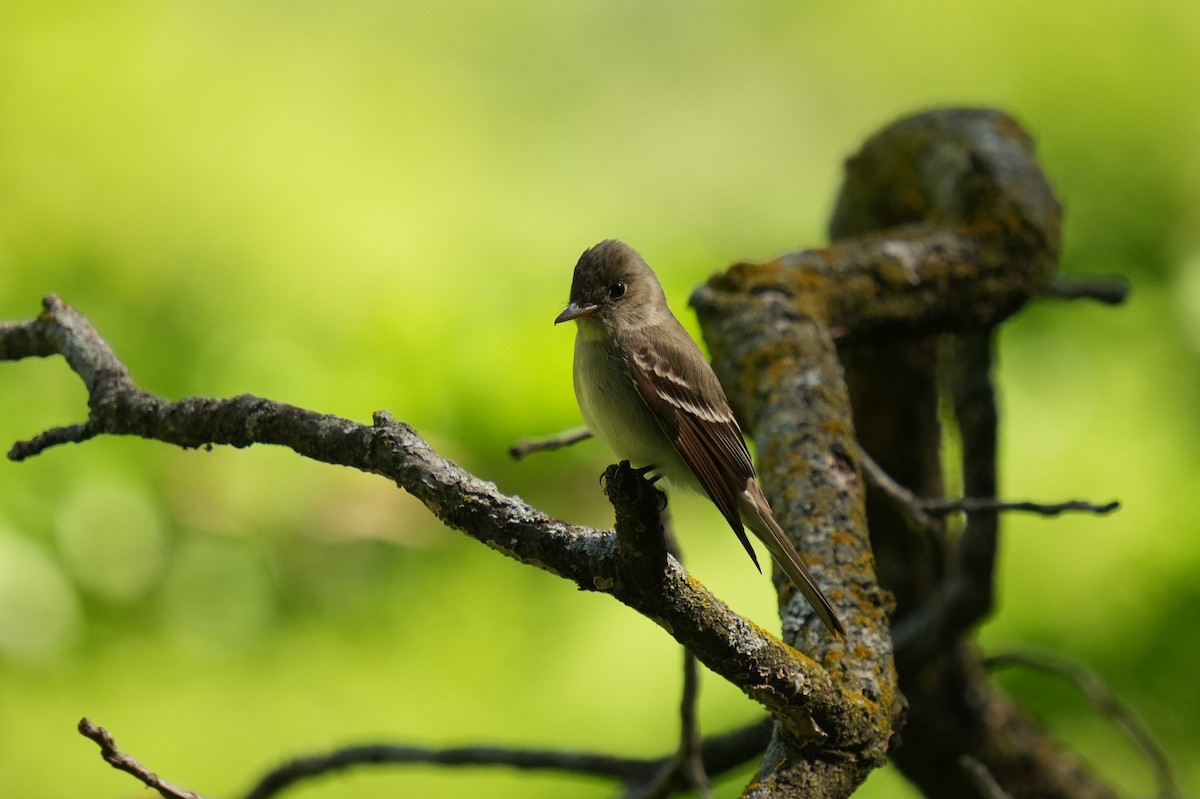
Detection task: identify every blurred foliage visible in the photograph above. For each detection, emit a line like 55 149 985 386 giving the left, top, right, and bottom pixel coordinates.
1 1 1198 797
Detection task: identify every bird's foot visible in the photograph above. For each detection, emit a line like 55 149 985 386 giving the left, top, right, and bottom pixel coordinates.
601 461 668 512
631 463 663 484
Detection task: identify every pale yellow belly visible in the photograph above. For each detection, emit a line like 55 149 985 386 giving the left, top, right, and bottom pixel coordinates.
572 334 698 493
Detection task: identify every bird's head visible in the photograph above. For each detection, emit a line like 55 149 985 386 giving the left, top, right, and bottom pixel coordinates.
554 240 668 333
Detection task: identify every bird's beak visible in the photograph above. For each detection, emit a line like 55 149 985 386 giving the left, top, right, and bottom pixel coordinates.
554 301 599 324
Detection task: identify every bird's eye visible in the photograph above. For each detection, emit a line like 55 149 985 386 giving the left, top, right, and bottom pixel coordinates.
609 282 626 299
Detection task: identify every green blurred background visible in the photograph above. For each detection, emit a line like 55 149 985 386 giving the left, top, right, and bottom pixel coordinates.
1 2 1197 797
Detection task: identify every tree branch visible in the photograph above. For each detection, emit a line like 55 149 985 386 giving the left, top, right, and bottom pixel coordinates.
243 742 650 799
886 334 1003 667
960 756 1014 799
859 449 1118 527
240 718 772 799
920 497 1120 517
78 718 206 799
2 294 868 754
694 258 900 797
822 107 1125 799
986 651 1182 799
508 427 592 460
624 650 713 799
1041 275 1130 305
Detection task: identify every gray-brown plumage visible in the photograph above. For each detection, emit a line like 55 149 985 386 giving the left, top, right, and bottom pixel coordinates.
555 239 845 636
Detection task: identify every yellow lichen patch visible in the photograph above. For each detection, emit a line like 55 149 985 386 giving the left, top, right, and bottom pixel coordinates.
822 417 853 439
750 256 787 285
830 528 858 547
745 618 816 667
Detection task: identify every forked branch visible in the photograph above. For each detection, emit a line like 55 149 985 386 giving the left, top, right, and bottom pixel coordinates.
2 293 891 797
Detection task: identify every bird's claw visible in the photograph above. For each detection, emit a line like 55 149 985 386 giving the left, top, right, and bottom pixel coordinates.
631 463 662 484
601 461 668 511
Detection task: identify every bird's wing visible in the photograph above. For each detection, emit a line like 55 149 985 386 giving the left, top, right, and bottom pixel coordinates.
625 333 762 570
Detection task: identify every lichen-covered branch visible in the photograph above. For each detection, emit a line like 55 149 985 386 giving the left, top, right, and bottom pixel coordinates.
688 108 1130 798
693 278 900 796
833 109 1119 799
1 294 874 755
765 107 1118 798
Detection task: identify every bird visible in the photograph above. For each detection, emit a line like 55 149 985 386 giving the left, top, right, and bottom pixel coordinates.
555 239 845 636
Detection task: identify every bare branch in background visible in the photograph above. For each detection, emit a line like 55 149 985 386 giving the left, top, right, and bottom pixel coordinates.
960 756 1014 799
241 718 772 799
920 497 1120 517
861 448 1119 527
508 427 592 460
986 651 1182 799
78 718 207 799
1042 275 1131 305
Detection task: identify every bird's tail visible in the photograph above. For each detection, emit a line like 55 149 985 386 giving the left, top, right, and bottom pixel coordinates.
740 485 846 637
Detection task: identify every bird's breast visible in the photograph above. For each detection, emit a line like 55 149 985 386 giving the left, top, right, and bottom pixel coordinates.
572 334 696 491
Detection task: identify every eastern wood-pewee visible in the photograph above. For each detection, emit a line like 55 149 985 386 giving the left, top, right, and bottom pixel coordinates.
555 240 845 636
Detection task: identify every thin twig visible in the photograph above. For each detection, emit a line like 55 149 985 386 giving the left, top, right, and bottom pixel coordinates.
959 755 1013 799
625 502 712 799
244 744 653 799
628 650 713 799
860 448 1119 526
891 334 1000 667
858 449 938 533
950 332 999 623
244 719 771 799
1042 275 1130 305
509 428 592 460
678 650 713 799
921 497 1119 517
78 718 206 799
986 651 1181 799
